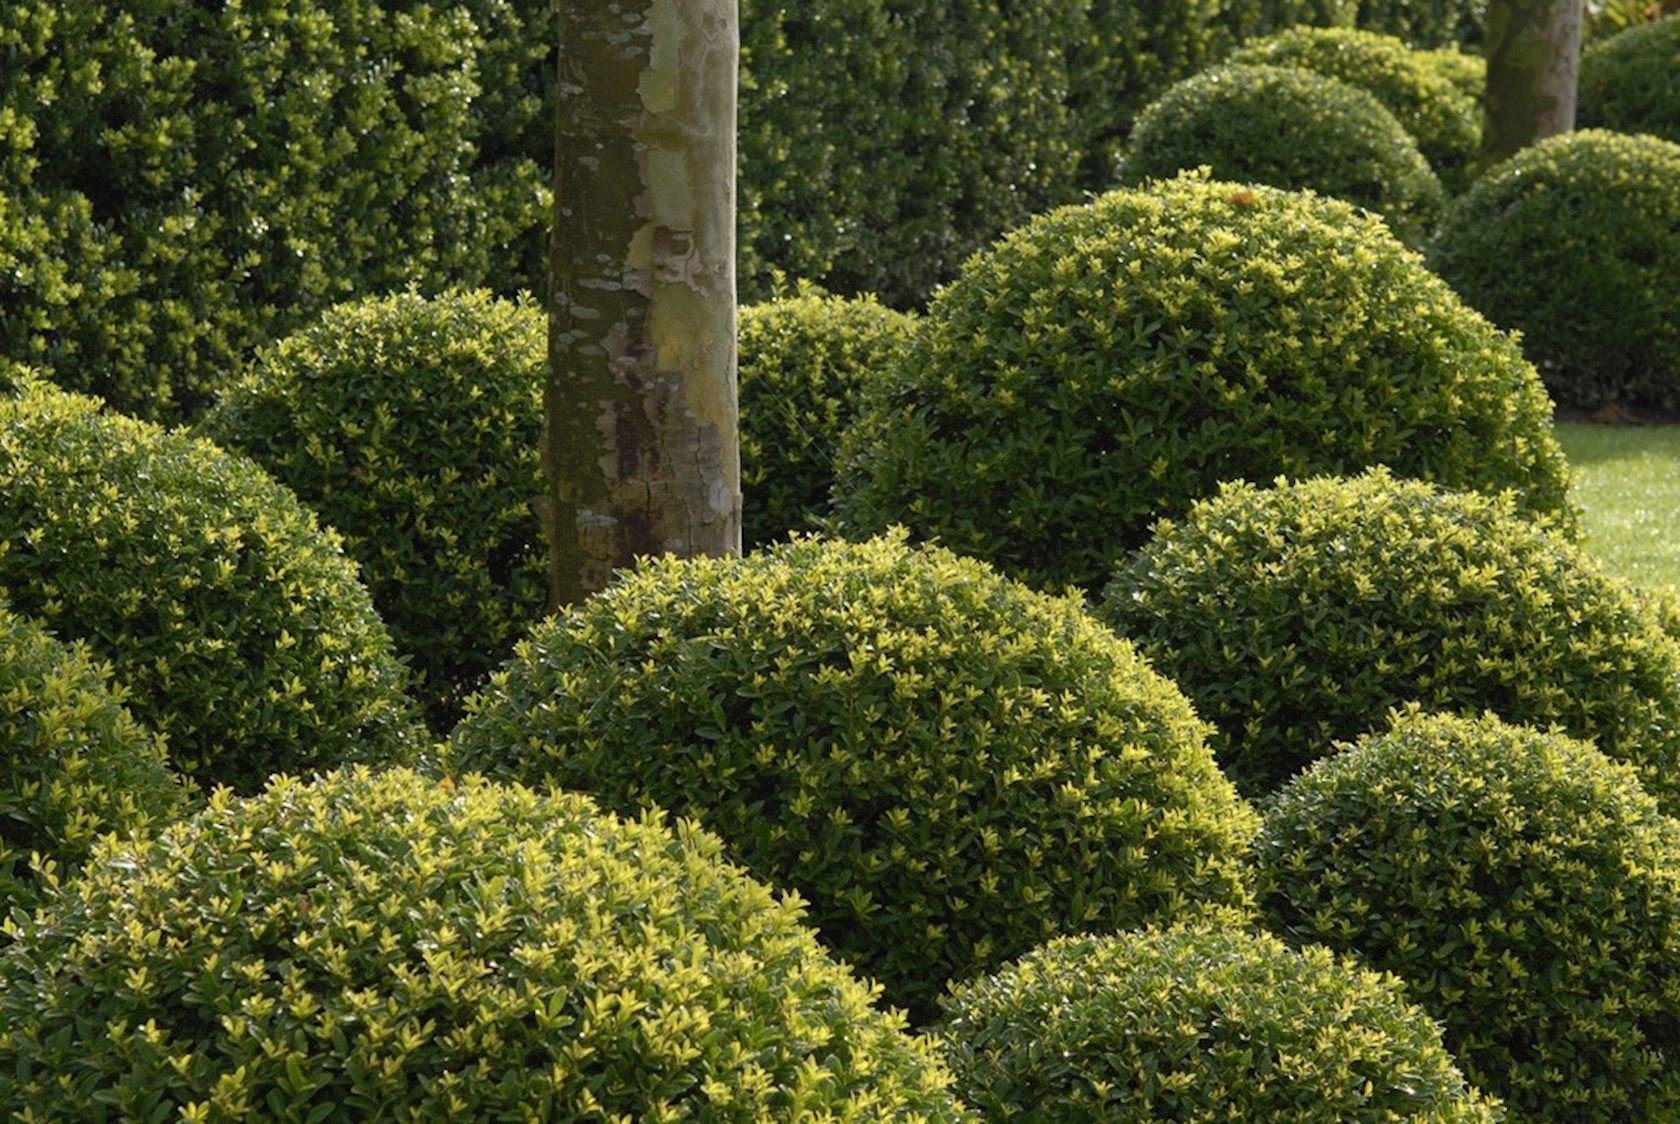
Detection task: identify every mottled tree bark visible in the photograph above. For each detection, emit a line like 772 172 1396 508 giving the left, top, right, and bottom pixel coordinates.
543 0 741 610
1481 0 1582 167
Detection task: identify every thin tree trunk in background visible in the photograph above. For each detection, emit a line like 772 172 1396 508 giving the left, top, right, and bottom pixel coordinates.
543 0 741 610
1481 0 1582 167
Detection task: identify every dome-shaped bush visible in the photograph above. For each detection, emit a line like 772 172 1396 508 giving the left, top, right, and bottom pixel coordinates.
0 767 969 1120
1255 710 1680 1118
1579 15 1680 143
200 291 547 731
833 175 1573 595
1122 65 1445 244
0 0 536 420
1104 471 1680 803
0 381 422 793
0 605 186 917
1431 130 1680 410
1230 28 1482 191
449 534 1259 1021
1417 45 1487 99
939 923 1500 1121
739 290 916 550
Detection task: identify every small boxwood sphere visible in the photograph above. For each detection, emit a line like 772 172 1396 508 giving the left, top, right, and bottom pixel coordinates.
0 605 186 917
832 175 1574 594
0 381 422 793
1122 65 1445 245
1255 710 1680 1118
939 924 1500 1121
449 534 1260 1021
1229 28 1482 192
1104 471 1680 803
1429 130 1680 410
1579 15 1680 144
739 290 916 550
200 291 547 730
0 768 970 1120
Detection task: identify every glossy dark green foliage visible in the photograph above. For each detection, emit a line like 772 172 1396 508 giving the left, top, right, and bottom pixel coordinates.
1579 14 1680 143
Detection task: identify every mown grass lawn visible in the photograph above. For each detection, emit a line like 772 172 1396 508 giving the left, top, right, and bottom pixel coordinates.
1556 421 1680 592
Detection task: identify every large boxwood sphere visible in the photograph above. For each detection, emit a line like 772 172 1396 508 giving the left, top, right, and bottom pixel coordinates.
1255 710 1680 1118
200 291 547 731
1122 65 1445 245
1104 471 1680 803
0 768 969 1120
1430 130 1680 410
833 175 1574 595
1229 28 1482 192
448 534 1260 1021
0 0 534 420
0 604 186 917
939 924 1500 1121
1579 14 1680 143
0 380 422 793
739 289 916 550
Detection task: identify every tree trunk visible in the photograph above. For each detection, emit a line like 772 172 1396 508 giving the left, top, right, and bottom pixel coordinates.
1481 0 1582 167
543 0 741 610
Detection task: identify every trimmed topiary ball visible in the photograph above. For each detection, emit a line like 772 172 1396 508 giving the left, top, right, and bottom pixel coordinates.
448 534 1260 1021
1255 710 1680 1118
833 175 1574 595
1103 471 1680 803
0 380 422 793
739 289 916 550
1229 28 1482 192
1416 44 1487 100
1431 130 1680 410
200 291 547 731
0 604 186 917
0 767 970 1120
939 923 1501 1121
1122 65 1445 244
1579 15 1680 143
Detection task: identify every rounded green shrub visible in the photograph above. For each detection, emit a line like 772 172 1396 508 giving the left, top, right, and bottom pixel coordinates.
0 604 186 917
1579 15 1680 143
1416 45 1487 100
1103 471 1680 803
833 175 1574 595
939 924 1501 1121
1255 710 1680 1118
0 0 536 420
1123 65 1446 244
200 291 547 731
0 381 422 793
0 767 970 1120
739 289 916 550
448 534 1260 1021
1429 129 1680 410
1229 28 1482 191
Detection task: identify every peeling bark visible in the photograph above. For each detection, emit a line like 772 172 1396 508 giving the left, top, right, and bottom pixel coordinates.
543 0 741 610
1482 0 1582 167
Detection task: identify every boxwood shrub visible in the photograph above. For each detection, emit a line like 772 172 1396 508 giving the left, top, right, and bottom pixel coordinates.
1104 471 1680 804
0 605 186 918
1579 14 1680 143
0 380 422 793
1417 45 1487 99
739 289 915 550
832 175 1574 595
0 0 534 420
1123 65 1445 244
939 924 1500 1121
200 291 547 731
1229 28 1482 192
0 768 970 1120
448 534 1260 1021
1429 130 1680 410
1255 710 1680 1118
